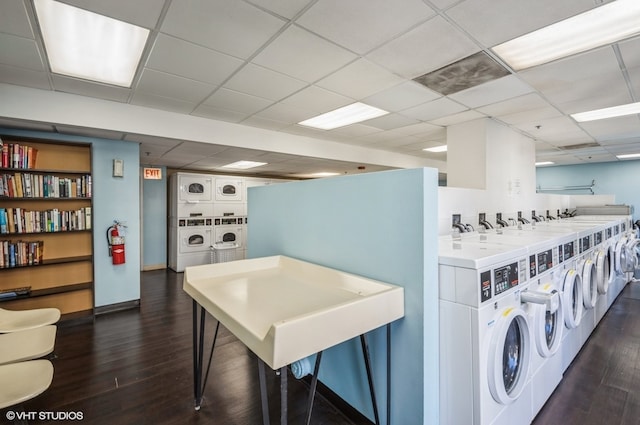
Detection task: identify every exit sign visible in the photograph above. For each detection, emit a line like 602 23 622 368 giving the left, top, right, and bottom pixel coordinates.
143 168 162 179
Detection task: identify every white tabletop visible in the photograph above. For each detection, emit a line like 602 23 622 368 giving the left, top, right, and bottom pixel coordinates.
183 256 404 369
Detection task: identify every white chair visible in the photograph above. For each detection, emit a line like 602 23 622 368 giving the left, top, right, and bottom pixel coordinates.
0 360 54 409
0 307 60 333
0 325 57 365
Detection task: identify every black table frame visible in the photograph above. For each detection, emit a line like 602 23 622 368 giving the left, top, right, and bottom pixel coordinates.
192 300 393 425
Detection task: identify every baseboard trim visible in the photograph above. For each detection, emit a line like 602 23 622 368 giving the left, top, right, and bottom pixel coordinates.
142 264 166 271
95 299 140 315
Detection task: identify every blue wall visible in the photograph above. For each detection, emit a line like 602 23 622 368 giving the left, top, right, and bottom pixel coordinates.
536 160 640 220
141 166 167 269
247 168 440 425
0 128 141 308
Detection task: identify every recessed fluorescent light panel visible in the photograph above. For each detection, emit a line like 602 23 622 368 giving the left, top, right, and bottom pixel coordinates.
423 145 447 153
535 161 555 166
34 0 150 87
310 172 340 177
298 102 389 130
571 101 640 122
221 161 267 170
616 153 640 159
492 0 640 70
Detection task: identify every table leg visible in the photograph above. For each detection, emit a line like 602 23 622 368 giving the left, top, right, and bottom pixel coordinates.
386 323 391 425
192 300 206 410
360 333 380 425
258 359 271 425
280 366 288 425
305 351 323 425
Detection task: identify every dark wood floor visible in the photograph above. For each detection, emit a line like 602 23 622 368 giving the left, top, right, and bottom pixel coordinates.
2 270 640 425
532 280 640 425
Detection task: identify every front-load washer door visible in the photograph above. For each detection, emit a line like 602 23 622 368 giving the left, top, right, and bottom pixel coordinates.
595 249 610 295
488 307 531 405
533 287 564 358
561 269 583 329
580 259 597 309
179 228 212 254
616 240 633 273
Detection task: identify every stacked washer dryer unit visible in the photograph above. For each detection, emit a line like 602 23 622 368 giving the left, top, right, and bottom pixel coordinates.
439 237 536 425
212 177 246 261
169 173 215 272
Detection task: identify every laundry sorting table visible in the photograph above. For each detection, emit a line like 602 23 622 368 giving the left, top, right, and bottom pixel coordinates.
183 255 404 425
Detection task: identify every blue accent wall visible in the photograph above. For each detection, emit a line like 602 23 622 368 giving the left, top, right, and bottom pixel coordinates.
247 168 440 425
141 166 167 269
0 128 141 307
536 160 640 220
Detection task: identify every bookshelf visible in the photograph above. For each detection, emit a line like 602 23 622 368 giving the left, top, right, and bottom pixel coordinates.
0 137 94 318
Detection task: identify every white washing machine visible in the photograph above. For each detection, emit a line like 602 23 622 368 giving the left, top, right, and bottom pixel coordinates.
439 238 534 425
168 217 213 272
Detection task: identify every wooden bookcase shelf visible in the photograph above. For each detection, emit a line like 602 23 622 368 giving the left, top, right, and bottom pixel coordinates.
1 137 94 318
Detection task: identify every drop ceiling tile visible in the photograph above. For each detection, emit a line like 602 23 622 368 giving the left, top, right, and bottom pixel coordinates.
253 25 357 83
366 16 479 79
328 123 381 138
280 85 353 113
363 81 441 112
241 115 291 131
477 93 552 117
254 102 319 123
430 110 485 126
628 65 640 95
203 88 273 115
364 113 420 131
146 34 244 86
130 92 198 114
245 0 313 19
401 97 468 121
136 68 216 103
446 0 593 47
297 0 435 54
0 0 33 38
52 75 131 103
0 33 44 71
579 116 640 142
0 64 50 90
495 105 563 126
618 37 640 69
191 104 250 123
161 0 286 59
429 0 460 10
556 90 633 116
515 116 592 144
170 141 231 156
378 121 443 138
316 58 404 100
576 153 617 162
449 75 534 108
224 63 307 101
63 0 166 29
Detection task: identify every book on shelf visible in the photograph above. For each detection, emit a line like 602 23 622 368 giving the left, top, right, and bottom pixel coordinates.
0 142 38 169
0 239 44 268
1 173 92 198
0 206 92 234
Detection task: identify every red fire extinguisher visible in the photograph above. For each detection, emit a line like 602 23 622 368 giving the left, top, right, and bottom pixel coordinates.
107 222 126 265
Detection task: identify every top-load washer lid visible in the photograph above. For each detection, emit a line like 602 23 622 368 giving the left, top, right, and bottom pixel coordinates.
579 259 597 309
560 268 583 329
487 306 531 405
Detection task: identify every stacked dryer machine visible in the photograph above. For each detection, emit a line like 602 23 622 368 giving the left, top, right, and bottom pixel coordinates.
212 177 246 262
169 173 215 272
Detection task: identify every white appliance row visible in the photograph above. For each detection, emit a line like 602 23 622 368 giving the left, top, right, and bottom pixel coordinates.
168 172 287 272
438 214 637 425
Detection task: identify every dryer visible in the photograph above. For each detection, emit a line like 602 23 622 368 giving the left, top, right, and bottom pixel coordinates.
170 172 215 218
168 217 213 272
439 239 534 425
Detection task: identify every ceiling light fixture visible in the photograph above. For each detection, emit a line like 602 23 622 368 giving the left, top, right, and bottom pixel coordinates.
570 101 640 122
535 161 555 166
616 153 640 159
298 102 389 130
423 145 447 153
492 0 640 70
310 172 340 177
221 160 267 170
34 0 150 87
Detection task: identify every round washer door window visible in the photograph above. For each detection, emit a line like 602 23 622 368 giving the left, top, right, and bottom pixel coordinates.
488 307 531 405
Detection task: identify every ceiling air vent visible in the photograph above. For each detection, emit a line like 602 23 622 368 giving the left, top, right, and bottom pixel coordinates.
558 142 601 150
413 51 510 95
